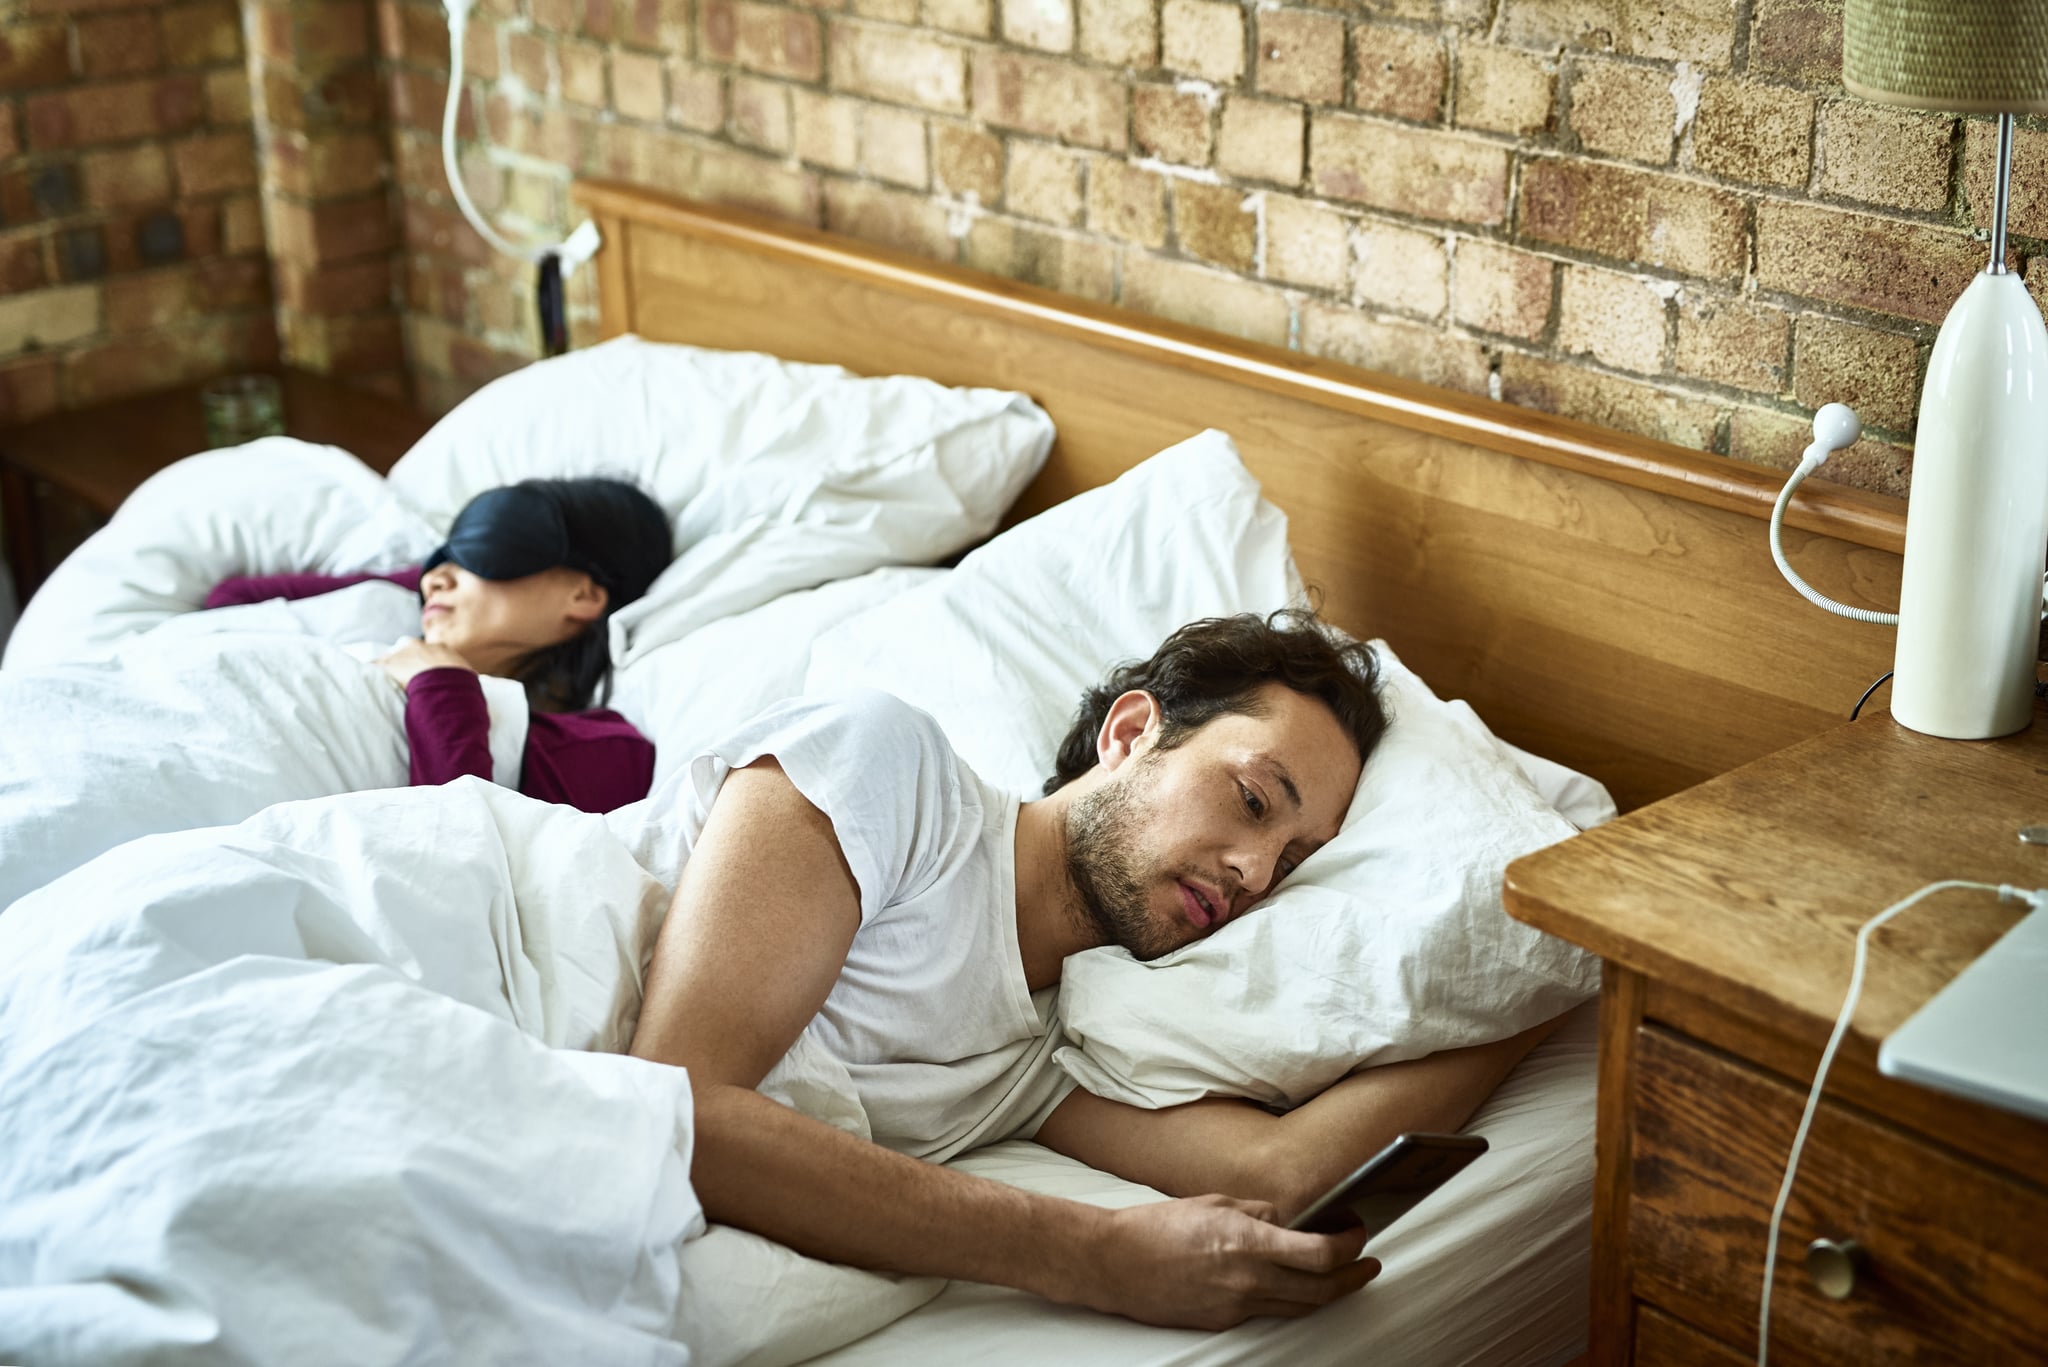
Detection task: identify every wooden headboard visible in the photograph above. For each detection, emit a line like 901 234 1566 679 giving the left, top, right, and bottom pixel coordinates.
572 180 1907 811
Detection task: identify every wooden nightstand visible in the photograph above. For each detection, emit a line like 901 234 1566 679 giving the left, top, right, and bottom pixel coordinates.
1505 707 2048 1366
0 370 434 602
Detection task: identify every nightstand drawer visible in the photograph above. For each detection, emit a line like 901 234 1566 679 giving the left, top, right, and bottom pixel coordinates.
1627 1026 2048 1365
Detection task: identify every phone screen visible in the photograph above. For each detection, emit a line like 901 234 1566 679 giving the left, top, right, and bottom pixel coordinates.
1285 1133 1488 1237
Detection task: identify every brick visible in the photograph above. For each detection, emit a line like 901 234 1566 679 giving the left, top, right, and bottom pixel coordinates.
277 256 393 315
668 61 725 132
1455 43 1552 136
1521 158 1746 279
297 129 388 197
56 225 108 280
613 49 666 121
1352 23 1444 123
825 178 953 259
0 230 49 292
404 200 494 271
1256 10 1344 106
0 162 82 221
0 283 98 354
270 190 395 265
1122 251 1291 346
80 144 174 209
933 121 1001 200
690 141 820 222
504 31 547 92
289 311 406 377
461 20 497 80
1078 0 1154 65
1086 157 1166 246
1451 239 1552 339
1134 84 1212 166
793 89 861 171
172 130 259 196
1674 292 1788 392
560 40 608 107
0 103 18 160
1964 120 2048 241
248 0 298 63
1353 220 1446 317
1002 0 1073 51
0 356 60 425
65 317 277 407
2027 255 2048 321
1311 114 1509 225
971 50 1124 149
1499 353 1721 450
25 76 206 149
1791 315 1920 433
862 105 929 188
1692 76 1813 189
222 194 264 254
830 21 966 112
1755 201 1984 325
1557 264 1667 373
79 12 165 79
1568 58 1674 164
730 75 791 152
851 0 918 21
1174 180 1254 270
1728 404 1912 495
106 264 195 333
1498 0 1737 66
706 0 824 80
452 143 503 213
1216 96 1303 184
1161 0 1242 83
297 1 374 63
206 69 252 123
1007 140 1084 223
530 0 576 33
1299 304 1489 395
0 22 71 92
579 0 618 43
925 0 992 37
1817 101 1952 214
1262 193 1346 290
1748 0 1840 85
963 216 1114 299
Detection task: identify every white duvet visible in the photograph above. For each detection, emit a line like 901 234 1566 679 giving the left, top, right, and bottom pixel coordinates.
0 779 941 1367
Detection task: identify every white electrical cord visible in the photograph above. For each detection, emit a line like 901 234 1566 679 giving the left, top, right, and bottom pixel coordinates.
1768 403 1901 626
440 0 601 275
1756 879 2048 1366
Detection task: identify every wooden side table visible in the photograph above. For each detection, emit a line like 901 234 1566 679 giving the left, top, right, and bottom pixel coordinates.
0 370 435 602
1505 707 2048 1366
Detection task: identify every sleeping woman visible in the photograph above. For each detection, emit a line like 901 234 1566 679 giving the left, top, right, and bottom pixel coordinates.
206 477 672 815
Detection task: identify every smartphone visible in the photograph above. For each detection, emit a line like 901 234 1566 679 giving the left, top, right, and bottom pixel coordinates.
1284 1132 1490 1237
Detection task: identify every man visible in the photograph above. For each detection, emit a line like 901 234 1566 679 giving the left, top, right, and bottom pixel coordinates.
628 609 1557 1330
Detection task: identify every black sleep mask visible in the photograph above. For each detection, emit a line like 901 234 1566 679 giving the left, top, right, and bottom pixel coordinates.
421 484 607 586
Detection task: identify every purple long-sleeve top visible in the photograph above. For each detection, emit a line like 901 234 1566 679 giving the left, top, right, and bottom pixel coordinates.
204 569 655 814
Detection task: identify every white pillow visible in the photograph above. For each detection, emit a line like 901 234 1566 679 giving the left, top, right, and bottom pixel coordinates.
802 429 1602 1110
386 335 1055 667
3 438 437 672
608 566 942 785
1054 643 1600 1111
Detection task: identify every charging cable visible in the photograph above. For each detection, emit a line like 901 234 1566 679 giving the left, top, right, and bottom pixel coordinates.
1756 879 2048 1366
1768 404 1901 626
440 0 600 353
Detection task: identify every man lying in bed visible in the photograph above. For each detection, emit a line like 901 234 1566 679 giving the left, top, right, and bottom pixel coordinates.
629 608 1561 1331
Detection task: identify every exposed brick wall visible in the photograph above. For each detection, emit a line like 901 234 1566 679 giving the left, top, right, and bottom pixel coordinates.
0 0 276 423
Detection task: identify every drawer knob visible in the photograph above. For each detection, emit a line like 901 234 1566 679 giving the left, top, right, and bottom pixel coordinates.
1804 1237 1865 1300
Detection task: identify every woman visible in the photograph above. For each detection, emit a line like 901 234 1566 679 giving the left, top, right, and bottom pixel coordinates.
207 477 671 814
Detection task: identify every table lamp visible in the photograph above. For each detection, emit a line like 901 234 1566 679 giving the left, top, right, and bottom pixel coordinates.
1847 0 2048 738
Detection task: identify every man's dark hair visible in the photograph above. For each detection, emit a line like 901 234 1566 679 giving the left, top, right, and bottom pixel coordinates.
1042 607 1386 795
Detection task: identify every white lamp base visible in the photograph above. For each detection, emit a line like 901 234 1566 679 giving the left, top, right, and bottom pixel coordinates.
1891 270 2048 740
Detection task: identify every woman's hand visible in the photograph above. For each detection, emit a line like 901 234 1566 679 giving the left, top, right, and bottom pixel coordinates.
376 637 475 688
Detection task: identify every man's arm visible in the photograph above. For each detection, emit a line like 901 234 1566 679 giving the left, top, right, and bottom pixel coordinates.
1034 1015 1568 1220
628 760 1381 1329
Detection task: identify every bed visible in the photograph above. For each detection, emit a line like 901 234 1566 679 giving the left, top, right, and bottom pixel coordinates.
0 182 1908 1367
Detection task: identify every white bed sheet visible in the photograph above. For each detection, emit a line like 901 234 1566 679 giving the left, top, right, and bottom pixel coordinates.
817 1000 1597 1367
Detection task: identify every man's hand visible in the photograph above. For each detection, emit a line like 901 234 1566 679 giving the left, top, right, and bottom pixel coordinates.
376 637 475 688
1070 1195 1380 1330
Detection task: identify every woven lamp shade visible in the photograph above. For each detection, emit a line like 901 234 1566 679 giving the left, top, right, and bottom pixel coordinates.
1845 0 2048 114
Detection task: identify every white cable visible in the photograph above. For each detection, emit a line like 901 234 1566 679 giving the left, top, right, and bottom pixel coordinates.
1767 403 1900 627
439 0 602 276
1756 879 2045 1366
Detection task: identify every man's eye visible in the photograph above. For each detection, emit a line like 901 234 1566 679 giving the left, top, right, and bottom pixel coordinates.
1239 784 1264 818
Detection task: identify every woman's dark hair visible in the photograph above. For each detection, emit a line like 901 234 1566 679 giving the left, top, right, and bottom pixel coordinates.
470 476 671 713
1043 607 1386 795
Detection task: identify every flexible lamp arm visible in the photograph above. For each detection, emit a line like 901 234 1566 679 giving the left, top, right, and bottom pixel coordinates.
1768 403 1901 626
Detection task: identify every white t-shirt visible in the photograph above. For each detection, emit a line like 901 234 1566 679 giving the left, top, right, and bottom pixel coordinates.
613 689 1076 1162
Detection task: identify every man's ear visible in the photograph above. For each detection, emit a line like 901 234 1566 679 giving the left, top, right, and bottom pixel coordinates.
564 575 609 626
1095 690 1162 772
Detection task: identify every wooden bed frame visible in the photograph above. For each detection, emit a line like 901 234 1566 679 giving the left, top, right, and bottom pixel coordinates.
573 180 1907 812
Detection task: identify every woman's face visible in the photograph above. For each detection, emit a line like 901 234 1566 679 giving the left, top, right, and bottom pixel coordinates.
417 561 606 678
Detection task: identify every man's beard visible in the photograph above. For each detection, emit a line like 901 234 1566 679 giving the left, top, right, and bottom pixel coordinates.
1063 770 1181 961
